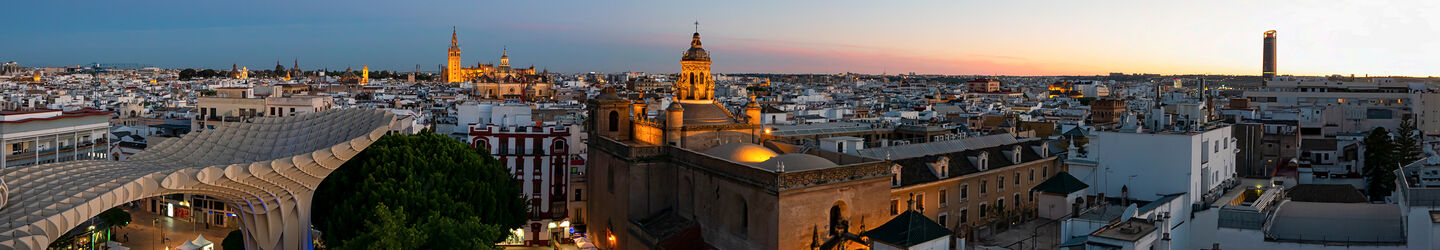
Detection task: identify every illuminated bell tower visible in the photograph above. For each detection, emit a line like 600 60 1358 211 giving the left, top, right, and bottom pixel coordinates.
361 65 370 85
676 25 714 104
446 27 463 83
500 48 510 68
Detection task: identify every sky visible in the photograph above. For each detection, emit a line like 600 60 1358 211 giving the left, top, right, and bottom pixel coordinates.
2 0 1438 76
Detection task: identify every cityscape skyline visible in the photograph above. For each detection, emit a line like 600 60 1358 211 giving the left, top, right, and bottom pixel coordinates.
4 0 1440 76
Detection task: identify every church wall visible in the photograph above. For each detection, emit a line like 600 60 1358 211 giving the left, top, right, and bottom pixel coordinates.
777 176 892 250
633 123 663 145
586 147 633 250
684 162 780 250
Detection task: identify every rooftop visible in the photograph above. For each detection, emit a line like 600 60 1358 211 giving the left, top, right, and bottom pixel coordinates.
855 133 1023 160
1090 218 1157 242
1265 201 1404 244
862 210 952 247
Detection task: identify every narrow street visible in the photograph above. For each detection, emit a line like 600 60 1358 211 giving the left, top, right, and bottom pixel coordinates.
109 206 238 249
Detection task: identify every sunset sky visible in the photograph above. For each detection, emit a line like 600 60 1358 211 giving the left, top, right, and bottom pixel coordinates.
3 0 1438 76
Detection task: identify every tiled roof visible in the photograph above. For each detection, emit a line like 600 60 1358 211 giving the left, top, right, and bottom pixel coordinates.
1032 171 1089 194
862 210 952 247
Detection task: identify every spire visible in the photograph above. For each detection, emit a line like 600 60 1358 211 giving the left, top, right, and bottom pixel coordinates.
451 26 458 46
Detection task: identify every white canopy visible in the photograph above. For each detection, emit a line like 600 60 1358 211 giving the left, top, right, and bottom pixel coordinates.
192 234 213 247
176 240 201 250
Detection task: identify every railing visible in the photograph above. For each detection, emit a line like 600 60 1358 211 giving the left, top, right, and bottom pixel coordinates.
777 161 889 190
7 144 107 161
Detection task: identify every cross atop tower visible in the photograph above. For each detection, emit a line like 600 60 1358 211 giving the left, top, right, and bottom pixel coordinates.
694 21 699 33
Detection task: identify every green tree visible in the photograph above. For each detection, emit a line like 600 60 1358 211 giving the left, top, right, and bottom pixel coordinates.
1395 115 1424 165
223 229 244 250
199 69 221 78
97 208 131 229
179 69 198 80
313 131 526 249
1363 127 1398 200
343 204 426 250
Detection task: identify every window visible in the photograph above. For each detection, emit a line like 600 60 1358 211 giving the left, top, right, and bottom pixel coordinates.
501 138 512 154
1013 146 1023 161
1043 166 1049 179
575 189 583 201
533 139 545 155
916 192 926 212
978 153 990 170
1014 172 1021 185
939 189 948 207
1014 193 1020 208
891 164 902 187
890 199 899 215
980 180 988 194
1029 169 1035 182
1029 190 1036 202
960 184 969 200
997 198 1006 211
979 203 988 218
999 176 1006 190
607 111 620 132
607 168 615 194
960 209 969 224
290 107 296 116
937 213 948 228
735 197 748 235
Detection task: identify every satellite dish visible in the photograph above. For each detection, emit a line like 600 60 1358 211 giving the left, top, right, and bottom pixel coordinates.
1121 203 1139 220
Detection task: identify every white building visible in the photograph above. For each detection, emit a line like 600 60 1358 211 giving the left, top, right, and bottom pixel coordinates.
0 108 112 167
1062 124 1239 250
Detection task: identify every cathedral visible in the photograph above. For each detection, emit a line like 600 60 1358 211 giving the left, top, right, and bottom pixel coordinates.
442 27 554 101
585 28 892 250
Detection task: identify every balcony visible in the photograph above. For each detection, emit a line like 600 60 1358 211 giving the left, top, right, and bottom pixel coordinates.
6 143 109 166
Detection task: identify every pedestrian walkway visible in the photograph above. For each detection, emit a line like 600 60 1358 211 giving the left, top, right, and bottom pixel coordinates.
110 207 238 250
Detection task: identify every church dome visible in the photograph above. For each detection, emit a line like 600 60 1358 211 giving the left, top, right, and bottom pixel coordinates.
704 142 777 163
681 32 710 62
756 154 840 172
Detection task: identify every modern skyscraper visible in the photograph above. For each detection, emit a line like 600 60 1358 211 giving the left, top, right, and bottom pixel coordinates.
1263 30 1276 81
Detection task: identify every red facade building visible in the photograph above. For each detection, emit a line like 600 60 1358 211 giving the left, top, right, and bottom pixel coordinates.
469 123 572 246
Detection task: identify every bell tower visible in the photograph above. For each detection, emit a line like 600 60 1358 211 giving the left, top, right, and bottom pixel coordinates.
446 27 463 83
589 87 633 140
676 23 714 104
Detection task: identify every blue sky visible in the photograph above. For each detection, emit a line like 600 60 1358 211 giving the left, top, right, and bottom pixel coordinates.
3 0 1438 76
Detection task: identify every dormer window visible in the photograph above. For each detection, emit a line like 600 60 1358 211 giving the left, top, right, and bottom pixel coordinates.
1039 142 1049 157
891 164 903 187
1013 146 1023 162
978 152 990 171
932 156 950 178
